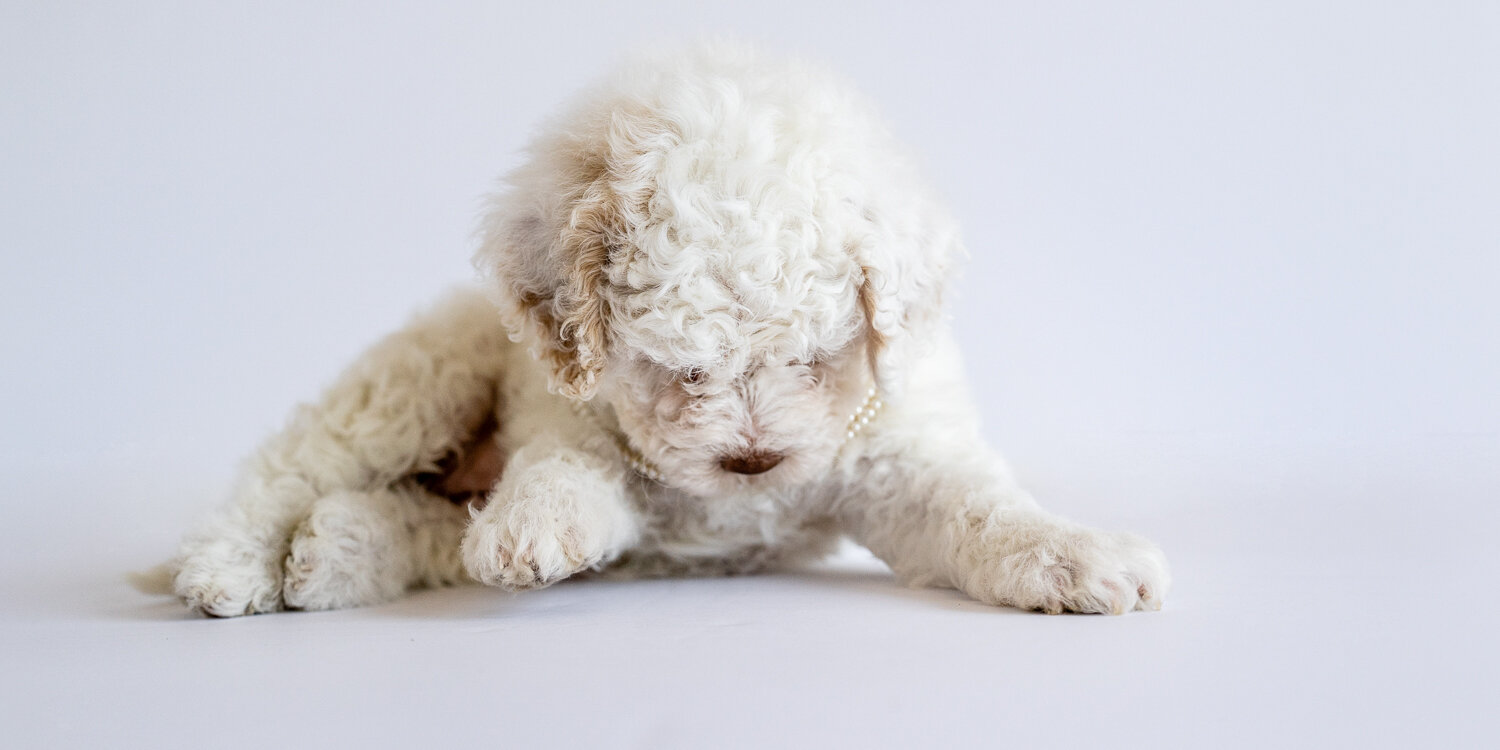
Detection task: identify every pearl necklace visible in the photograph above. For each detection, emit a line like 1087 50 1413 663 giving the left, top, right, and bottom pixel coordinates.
578 387 884 484
616 434 665 483
844 386 884 442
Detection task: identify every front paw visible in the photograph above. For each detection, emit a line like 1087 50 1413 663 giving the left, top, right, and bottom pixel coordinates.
460 478 631 590
461 513 605 590
961 526 1171 614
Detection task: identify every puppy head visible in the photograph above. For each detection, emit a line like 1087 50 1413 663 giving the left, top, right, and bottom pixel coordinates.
476 46 959 496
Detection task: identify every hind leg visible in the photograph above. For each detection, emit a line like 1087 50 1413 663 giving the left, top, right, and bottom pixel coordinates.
172 288 510 616
170 466 324 617
282 483 471 611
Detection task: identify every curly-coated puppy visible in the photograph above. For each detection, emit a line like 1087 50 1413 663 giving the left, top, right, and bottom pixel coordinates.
166 43 1170 617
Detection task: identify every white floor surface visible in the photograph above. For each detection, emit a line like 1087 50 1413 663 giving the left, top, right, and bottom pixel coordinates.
4 434 1494 749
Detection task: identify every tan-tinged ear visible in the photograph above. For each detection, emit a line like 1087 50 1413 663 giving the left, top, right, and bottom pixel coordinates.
477 104 671 400
848 201 962 396
475 158 620 401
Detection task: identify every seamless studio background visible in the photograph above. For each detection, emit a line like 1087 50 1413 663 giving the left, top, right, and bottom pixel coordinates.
2 2 1496 748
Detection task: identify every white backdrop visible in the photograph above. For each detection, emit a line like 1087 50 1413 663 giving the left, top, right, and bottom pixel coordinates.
2 2 1496 748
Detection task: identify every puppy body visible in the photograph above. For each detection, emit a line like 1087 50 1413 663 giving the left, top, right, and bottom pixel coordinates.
170 44 1169 616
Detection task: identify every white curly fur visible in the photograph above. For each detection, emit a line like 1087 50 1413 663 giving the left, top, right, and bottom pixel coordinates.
166 42 1169 617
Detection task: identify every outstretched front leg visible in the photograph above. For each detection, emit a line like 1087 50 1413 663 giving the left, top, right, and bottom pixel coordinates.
834 428 1170 615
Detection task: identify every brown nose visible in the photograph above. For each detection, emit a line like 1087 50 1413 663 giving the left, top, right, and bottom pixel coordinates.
719 451 784 475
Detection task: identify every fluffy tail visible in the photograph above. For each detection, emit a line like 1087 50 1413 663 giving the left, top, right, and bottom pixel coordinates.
127 562 175 595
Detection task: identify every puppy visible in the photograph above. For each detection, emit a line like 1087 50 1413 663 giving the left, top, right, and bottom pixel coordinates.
168 43 1169 617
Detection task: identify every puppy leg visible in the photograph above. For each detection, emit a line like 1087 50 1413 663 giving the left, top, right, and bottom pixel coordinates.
281 483 470 611
173 289 510 616
835 443 1170 614
462 442 642 590
171 473 319 617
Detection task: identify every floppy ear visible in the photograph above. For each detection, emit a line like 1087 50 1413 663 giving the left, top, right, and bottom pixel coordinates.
476 105 670 400
848 200 963 396
475 157 620 401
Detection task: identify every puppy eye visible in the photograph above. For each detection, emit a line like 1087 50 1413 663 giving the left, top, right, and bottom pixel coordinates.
681 367 707 385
